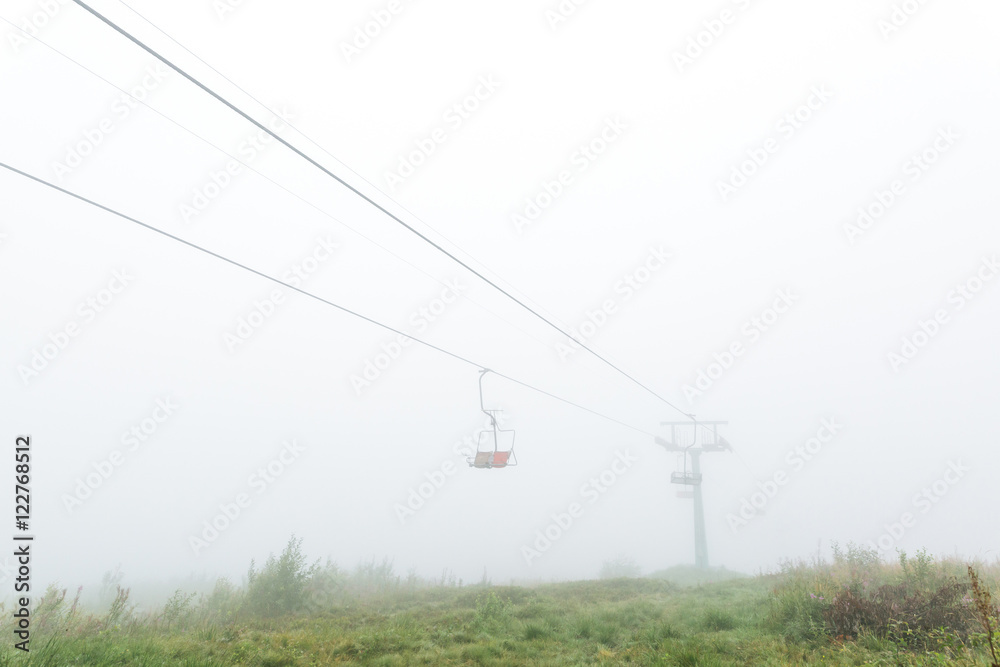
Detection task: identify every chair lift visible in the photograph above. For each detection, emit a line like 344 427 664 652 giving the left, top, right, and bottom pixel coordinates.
467 369 517 469
670 450 703 485
670 418 703 485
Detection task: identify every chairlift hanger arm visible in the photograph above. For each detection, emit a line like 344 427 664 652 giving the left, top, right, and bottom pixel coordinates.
479 368 497 428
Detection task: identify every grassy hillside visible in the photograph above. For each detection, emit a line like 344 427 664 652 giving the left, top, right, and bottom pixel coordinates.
2 541 998 666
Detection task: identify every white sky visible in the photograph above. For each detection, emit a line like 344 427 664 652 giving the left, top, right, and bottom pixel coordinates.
1 0 998 594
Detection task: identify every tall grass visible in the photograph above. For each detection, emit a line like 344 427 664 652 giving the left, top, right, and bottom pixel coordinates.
766 542 1000 656
1 539 998 665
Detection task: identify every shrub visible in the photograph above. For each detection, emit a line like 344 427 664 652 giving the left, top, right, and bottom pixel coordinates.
244 535 314 618
200 577 242 624
823 578 975 646
823 587 892 638
599 556 642 580
474 590 513 627
899 548 934 589
302 559 347 613
99 565 124 607
103 585 137 632
350 557 398 596
765 572 832 641
968 565 1000 666
830 541 882 591
32 585 87 635
157 589 196 630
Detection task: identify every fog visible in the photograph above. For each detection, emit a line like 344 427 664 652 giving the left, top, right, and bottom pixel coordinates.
1 0 998 599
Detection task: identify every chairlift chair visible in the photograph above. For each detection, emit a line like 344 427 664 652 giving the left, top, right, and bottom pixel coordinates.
670 448 701 485
670 471 703 485
467 370 517 469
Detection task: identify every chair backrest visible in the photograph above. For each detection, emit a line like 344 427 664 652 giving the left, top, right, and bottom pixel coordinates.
473 451 492 468
491 451 510 467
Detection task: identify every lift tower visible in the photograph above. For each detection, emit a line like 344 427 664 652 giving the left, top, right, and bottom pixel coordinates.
656 418 730 569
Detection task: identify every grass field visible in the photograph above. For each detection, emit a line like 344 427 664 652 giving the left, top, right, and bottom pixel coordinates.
2 540 998 666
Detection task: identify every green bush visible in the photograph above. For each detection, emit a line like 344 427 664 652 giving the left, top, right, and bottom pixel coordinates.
157 589 196 630
474 590 513 628
244 535 314 618
598 556 642 579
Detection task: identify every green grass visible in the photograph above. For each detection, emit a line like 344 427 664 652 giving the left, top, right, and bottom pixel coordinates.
2 544 998 666
647 565 748 588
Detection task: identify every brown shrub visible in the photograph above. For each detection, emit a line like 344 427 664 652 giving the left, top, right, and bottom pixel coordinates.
823 578 976 646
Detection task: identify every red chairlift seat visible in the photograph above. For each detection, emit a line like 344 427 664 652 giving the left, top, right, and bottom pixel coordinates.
466 369 517 469
467 428 516 469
